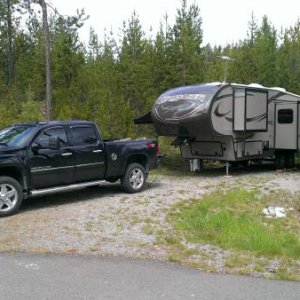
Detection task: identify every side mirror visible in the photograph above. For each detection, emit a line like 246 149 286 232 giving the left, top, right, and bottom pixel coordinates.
48 136 60 150
32 142 40 153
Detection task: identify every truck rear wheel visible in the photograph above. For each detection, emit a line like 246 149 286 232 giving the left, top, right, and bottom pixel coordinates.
0 176 23 217
122 163 146 193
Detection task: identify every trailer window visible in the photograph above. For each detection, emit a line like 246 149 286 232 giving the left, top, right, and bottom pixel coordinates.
233 88 246 131
245 90 268 131
278 109 293 124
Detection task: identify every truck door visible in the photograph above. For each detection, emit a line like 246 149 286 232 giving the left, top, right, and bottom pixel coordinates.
28 126 74 189
275 103 298 150
69 125 106 182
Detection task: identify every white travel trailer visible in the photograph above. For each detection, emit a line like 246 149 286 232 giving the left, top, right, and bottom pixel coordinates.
136 82 300 168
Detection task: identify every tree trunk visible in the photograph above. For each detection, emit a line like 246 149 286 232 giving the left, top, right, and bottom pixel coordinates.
39 0 52 120
7 0 13 86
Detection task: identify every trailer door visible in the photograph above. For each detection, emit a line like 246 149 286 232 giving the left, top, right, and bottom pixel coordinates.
275 103 298 150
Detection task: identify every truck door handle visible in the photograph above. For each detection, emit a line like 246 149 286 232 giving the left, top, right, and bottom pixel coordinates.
93 149 103 153
61 152 72 156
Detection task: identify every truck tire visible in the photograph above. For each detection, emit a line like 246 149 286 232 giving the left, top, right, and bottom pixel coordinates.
0 176 23 217
121 163 146 193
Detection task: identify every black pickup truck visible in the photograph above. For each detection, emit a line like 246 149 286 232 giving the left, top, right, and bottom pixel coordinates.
0 120 159 217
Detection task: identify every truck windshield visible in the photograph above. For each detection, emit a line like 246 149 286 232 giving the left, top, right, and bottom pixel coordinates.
0 124 37 148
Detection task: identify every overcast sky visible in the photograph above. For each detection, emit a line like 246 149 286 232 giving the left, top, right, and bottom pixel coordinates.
49 0 300 46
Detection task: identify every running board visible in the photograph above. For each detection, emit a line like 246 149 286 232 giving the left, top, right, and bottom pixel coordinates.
30 180 106 197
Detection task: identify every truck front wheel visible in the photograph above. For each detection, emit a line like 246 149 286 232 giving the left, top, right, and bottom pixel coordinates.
122 163 146 193
0 177 23 217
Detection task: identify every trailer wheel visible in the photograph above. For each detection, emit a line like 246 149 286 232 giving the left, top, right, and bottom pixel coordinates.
0 176 23 217
230 160 248 168
275 151 295 169
229 162 239 167
275 152 285 169
240 160 249 167
285 152 295 169
121 163 146 193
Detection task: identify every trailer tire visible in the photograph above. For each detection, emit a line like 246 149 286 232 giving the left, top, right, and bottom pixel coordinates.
275 152 285 169
0 176 23 217
275 151 295 169
121 163 146 193
241 160 249 168
285 152 295 169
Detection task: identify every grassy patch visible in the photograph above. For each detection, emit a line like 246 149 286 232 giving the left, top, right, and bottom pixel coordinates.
168 189 300 259
152 137 189 176
84 221 94 232
142 224 155 235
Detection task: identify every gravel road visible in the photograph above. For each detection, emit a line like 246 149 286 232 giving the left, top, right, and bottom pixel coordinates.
1 165 300 278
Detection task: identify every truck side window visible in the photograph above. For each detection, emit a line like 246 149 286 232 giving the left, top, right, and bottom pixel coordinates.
36 127 68 148
70 126 97 145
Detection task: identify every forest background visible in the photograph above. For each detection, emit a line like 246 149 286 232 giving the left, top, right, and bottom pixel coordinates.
1 0 300 139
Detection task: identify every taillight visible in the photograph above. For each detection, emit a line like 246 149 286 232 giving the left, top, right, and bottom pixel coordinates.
147 141 159 156
147 143 155 149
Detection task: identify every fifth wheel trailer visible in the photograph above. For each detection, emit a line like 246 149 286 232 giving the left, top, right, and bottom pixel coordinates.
136 82 300 168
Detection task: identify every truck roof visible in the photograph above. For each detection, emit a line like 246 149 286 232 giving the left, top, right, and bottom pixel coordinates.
10 120 95 127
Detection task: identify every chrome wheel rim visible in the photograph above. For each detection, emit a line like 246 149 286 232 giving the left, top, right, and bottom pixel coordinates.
0 183 18 212
129 168 144 190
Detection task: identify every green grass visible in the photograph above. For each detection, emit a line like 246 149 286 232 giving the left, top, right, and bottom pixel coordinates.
168 189 300 259
142 224 155 235
153 137 188 175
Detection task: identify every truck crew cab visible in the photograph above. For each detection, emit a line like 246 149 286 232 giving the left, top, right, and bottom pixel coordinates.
0 121 159 217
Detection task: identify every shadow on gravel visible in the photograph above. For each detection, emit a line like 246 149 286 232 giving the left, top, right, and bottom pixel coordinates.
161 161 299 178
20 179 165 214
20 183 124 213
199 162 277 177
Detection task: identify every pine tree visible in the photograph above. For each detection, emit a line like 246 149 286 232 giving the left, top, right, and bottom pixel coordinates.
0 0 21 86
170 0 204 85
119 11 150 117
252 16 278 86
50 11 87 119
277 21 300 93
248 11 258 48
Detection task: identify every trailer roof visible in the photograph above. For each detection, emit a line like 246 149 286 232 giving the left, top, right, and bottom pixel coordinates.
228 83 300 98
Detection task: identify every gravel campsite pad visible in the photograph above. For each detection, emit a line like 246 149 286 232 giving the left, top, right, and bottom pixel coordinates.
1 166 300 279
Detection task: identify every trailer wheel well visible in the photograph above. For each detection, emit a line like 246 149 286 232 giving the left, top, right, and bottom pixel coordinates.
126 155 149 173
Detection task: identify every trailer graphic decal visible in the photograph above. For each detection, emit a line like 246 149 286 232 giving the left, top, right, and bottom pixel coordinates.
214 102 231 118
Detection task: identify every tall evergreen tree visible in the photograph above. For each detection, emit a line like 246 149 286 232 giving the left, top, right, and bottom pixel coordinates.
277 21 300 93
0 0 20 86
248 11 258 48
50 12 86 119
202 44 224 82
252 16 278 86
119 11 152 117
170 0 204 85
